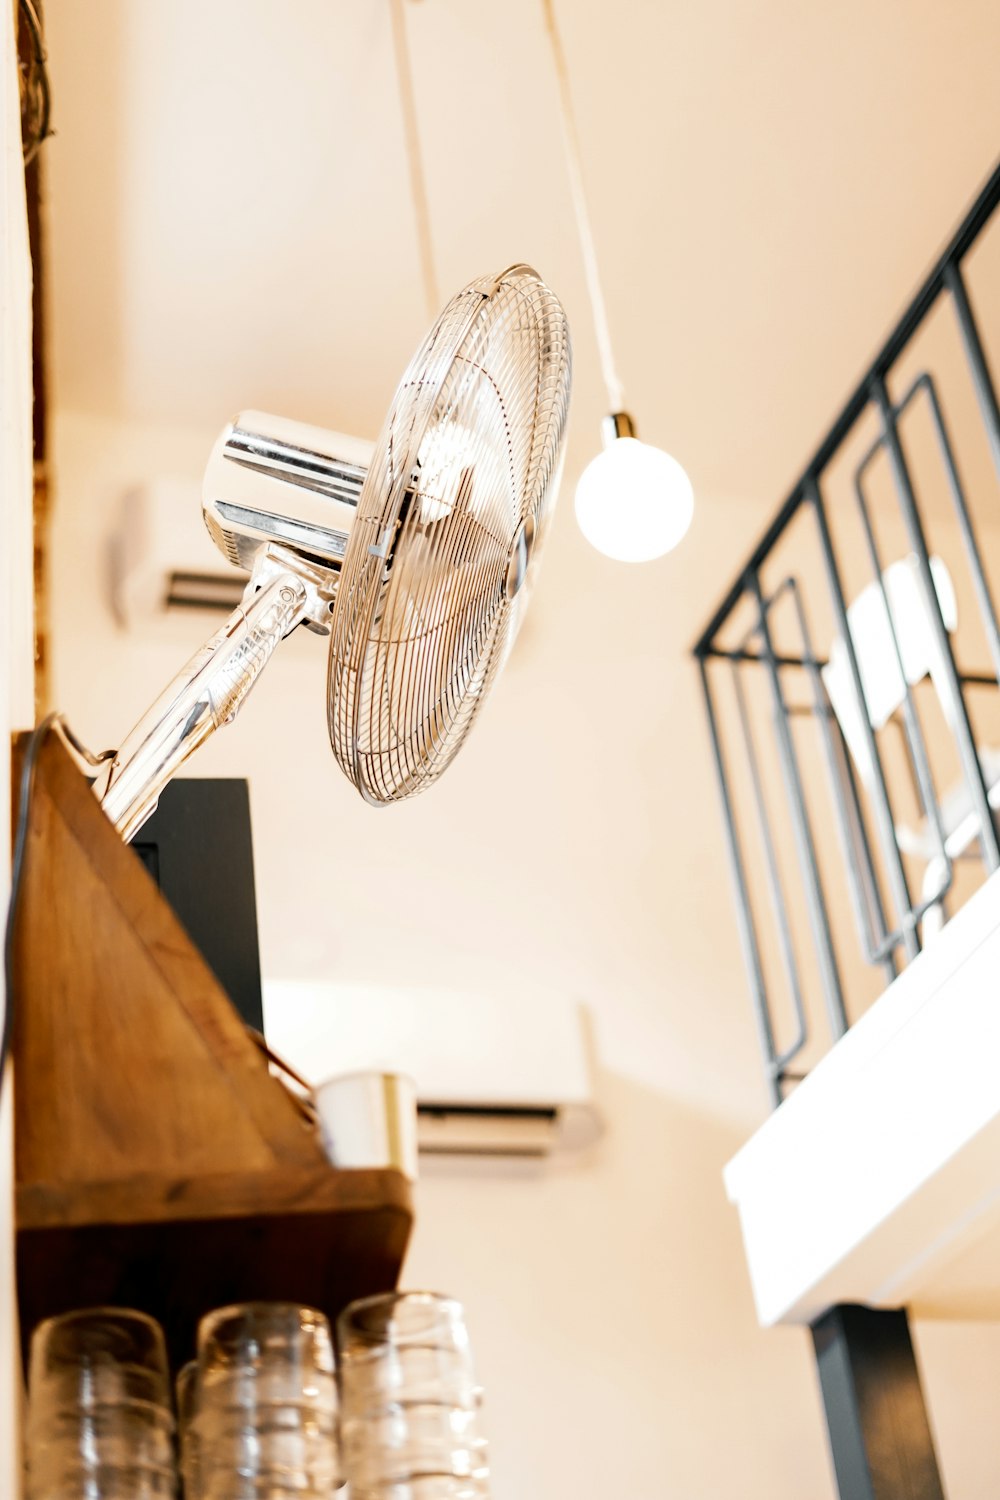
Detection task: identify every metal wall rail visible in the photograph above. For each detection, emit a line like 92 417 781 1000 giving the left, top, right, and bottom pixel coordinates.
694 158 1000 659
695 158 1000 1107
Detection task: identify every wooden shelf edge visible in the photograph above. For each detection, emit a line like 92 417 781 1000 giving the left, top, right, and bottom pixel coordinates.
17 1164 414 1230
12 731 333 1192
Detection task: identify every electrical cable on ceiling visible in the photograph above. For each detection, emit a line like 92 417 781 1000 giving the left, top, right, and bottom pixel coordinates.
540 0 624 415
389 0 440 324
540 0 694 563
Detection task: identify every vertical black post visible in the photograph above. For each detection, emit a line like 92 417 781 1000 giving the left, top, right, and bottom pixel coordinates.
944 260 1000 484
851 464 951 906
812 1305 945 1500
914 372 1000 689
698 656 784 1109
786 580 897 986
748 570 849 1041
730 660 808 1068
809 481 920 962
872 376 1000 874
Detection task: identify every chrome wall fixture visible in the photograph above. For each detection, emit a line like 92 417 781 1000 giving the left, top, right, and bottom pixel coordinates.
695 160 1000 1109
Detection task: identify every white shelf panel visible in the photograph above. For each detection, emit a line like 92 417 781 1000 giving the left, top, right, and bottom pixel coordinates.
725 867 1000 1325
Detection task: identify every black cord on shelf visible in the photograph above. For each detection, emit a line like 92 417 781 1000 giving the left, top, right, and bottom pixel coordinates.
1 714 59 1111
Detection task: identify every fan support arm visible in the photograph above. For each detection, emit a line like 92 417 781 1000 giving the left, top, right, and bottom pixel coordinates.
97 568 311 841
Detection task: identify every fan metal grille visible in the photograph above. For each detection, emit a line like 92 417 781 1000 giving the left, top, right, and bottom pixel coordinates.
328 264 571 804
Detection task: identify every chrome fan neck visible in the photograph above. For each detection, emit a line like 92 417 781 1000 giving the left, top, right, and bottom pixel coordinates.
97 546 339 841
98 566 313 841
203 410 372 575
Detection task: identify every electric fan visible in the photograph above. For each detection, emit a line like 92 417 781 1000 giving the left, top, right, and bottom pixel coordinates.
95 264 571 840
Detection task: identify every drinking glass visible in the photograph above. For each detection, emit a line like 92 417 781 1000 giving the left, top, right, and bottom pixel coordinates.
192 1301 340 1499
337 1292 490 1499
26 1306 178 1499
176 1359 201 1498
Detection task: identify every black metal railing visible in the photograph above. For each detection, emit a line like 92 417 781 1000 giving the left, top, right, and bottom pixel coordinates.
695 159 1000 1109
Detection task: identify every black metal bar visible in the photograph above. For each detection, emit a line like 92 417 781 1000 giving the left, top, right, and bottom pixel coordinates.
705 644 997 687
747 571 848 1041
833 705 903 971
694 156 1000 658
812 1305 945 1500
915 371 1000 689
856 369 1000 692
945 258 1000 485
698 659 783 1108
730 662 808 1070
851 451 953 918
809 480 920 961
872 375 1000 872
786 580 898 985
703 645 832 670
889 714 927 817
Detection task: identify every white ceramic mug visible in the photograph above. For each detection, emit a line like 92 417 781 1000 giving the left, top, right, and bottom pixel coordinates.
313 1071 418 1181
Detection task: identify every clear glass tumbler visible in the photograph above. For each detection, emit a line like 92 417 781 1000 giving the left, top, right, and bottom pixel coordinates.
192 1301 340 1499
337 1292 490 1500
26 1306 178 1499
176 1359 201 1498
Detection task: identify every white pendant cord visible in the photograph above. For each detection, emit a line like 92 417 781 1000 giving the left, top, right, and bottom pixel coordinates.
389 0 440 324
541 0 625 416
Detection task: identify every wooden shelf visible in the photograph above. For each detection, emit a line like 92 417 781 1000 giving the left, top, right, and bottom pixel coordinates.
10 732 413 1368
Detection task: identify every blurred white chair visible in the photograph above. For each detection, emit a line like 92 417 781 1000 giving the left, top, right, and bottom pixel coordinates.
821 554 1000 939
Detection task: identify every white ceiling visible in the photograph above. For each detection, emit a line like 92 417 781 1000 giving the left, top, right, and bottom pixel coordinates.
45 0 1000 507
41 0 1000 1127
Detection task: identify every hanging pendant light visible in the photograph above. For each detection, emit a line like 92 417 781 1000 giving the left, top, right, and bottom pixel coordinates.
575 413 694 563
541 0 693 562
389 0 440 323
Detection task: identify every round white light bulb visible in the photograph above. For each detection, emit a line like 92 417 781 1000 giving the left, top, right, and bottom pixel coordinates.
575 436 694 562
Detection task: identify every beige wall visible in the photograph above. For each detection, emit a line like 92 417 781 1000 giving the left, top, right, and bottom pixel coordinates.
46 407 772 1129
2 0 37 1488
47 408 836 1496
43 404 1000 1497
25 0 1000 1491
404 1075 833 1497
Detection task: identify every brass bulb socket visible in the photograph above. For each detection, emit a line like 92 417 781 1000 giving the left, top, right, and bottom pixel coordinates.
602 412 637 446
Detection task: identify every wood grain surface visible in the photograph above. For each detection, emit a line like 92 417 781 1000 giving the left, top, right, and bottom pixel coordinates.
10 731 412 1367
